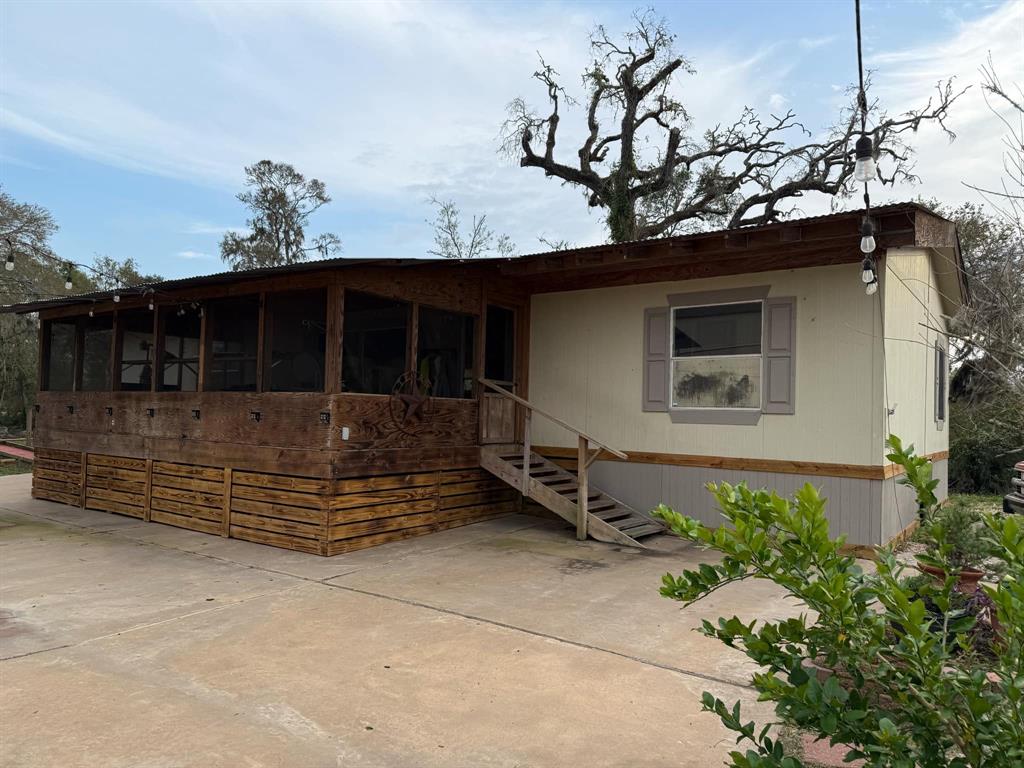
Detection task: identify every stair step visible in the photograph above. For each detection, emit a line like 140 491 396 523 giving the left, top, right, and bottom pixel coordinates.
618 523 665 538
592 506 632 521
614 515 660 530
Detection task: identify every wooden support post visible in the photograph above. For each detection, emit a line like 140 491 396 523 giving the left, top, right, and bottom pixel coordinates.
521 408 531 496
221 467 233 537
576 435 588 541
143 458 153 522
79 452 88 508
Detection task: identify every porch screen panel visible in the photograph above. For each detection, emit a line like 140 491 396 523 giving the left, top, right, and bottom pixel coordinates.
159 308 201 392
264 288 327 392
341 291 409 395
46 319 77 391
119 310 155 391
417 307 474 399
484 305 515 385
207 296 260 392
80 314 113 391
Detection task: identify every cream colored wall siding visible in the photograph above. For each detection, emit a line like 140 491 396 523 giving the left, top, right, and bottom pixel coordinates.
881 248 951 462
529 263 882 465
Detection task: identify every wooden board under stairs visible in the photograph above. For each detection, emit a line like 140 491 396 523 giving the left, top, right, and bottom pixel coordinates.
479 446 665 548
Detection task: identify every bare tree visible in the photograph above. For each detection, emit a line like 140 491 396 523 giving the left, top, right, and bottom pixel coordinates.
947 57 1024 397
427 196 515 259
501 10 963 242
221 160 341 271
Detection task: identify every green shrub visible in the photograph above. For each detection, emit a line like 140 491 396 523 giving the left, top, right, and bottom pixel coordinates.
653 482 1023 767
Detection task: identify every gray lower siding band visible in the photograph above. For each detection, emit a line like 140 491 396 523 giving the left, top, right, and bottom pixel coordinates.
590 459 947 546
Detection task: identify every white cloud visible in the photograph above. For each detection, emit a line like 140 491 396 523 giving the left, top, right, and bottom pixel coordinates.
177 250 213 260
873 0 1024 208
183 222 243 236
2 0 1020 256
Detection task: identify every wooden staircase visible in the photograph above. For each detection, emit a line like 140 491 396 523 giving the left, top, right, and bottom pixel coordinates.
480 446 664 547
477 378 665 549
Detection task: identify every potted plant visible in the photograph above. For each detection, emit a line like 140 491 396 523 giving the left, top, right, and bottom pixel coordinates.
885 435 995 592
915 499 991 593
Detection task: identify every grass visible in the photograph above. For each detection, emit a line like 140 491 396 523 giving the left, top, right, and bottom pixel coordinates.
950 492 1004 515
0 459 32 476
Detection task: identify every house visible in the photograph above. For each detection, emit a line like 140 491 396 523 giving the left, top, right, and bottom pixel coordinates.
2 202 965 555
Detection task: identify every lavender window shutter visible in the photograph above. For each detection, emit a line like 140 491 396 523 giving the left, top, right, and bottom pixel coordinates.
643 307 669 412
762 297 796 414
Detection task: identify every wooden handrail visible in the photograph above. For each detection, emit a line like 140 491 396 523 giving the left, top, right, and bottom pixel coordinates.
478 378 628 461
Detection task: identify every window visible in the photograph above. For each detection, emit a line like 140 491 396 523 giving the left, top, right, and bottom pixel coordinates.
264 288 327 392
342 291 409 395
118 310 155 391
207 296 260 391
45 319 77 391
484 305 515 385
159 308 201 392
418 307 474 398
80 314 113 391
671 302 762 409
935 342 948 422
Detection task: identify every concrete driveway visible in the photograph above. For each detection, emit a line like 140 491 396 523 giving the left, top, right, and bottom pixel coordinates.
0 473 793 768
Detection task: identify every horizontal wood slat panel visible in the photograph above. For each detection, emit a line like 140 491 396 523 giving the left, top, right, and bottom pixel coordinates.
151 510 223 535
150 485 224 509
231 485 325 510
327 512 510 555
230 497 324 525
229 525 322 554
87 454 146 471
32 488 81 506
34 448 82 463
229 511 320 540
85 495 145 518
150 497 223 523
152 461 224 481
232 472 330 494
334 472 440 494
30 450 515 557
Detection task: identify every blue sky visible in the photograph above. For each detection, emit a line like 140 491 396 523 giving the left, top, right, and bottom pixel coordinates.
2 0 1022 280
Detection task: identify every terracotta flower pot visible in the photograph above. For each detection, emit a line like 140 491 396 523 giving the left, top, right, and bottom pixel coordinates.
917 561 985 594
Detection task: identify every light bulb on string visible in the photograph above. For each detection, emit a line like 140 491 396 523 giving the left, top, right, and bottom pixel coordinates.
866 279 878 296
4 253 13 272
88 307 94 318
113 294 120 303
860 218 876 254
861 257 875 284
854 134 877 182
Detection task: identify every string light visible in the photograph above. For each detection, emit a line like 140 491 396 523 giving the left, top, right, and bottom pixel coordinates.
854 0 878 297
63 263 73 291
854 134 877 182
113 293 121 303
4 254 13 272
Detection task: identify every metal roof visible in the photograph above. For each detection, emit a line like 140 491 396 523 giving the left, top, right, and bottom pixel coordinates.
2 201 946 314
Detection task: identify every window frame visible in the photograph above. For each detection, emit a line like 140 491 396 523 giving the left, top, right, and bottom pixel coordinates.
340 289 413 396
668 298 765 414
262 287 328 393
935 341 948 425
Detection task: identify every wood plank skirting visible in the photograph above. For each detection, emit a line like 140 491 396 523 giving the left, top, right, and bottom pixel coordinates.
31 450 517 556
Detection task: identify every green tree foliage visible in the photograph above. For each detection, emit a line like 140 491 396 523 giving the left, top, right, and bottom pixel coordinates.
653 460 1023 766
220 160 341 271
921 200 1024 492
90 254 161 291
0 189 161 429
